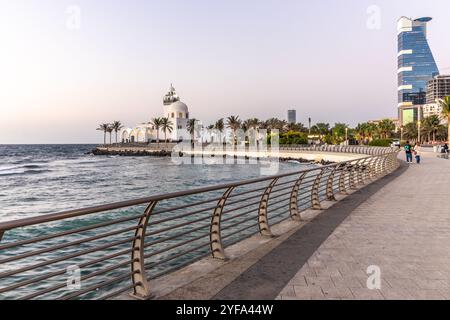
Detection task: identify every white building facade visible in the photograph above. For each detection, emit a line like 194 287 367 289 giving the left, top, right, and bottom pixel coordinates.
121 85 191 143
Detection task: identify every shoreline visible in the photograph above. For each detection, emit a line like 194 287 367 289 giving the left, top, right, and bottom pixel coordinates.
89 146 343 165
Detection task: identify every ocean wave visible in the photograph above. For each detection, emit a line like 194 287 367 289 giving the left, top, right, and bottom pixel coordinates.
0 169 52 177
0 163 47 172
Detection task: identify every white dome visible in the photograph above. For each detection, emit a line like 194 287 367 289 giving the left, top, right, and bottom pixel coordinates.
166 101 188 113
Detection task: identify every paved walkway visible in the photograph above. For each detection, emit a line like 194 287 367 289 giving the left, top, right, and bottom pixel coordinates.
275 152 450 300
160 152 450 300
210 153 450 299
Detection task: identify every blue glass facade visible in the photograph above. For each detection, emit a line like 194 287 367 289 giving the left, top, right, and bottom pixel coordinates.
397 17 439 124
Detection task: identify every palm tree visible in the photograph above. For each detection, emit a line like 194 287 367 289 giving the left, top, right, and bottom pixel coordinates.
187 118 198 145
311 123 330 137
265 118 286 133
355 123 369 145
422 115 441 142
106 125 113 145
285 122 303 132
438 96 450 142
96 123 110 145
111 121 123 144
404 122 418 141
214 118 225 132
331 123 348 143
366 122 378 141
150 117 163 147
161 117 173 149
378 119 395 139
226 115 241 146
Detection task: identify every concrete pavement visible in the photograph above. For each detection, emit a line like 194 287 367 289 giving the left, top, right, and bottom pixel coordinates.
277 152 450 300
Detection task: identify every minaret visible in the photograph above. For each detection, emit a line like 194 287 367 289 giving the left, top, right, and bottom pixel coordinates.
163 84 180 106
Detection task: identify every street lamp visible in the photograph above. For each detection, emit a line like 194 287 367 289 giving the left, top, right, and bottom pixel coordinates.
345 127 348 145
400 125 404 142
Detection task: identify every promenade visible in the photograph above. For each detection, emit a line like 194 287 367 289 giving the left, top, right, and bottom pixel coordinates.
161 151 450 300
276 152 450 300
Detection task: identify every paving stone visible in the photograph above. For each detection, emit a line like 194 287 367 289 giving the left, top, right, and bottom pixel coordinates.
276 153 450 300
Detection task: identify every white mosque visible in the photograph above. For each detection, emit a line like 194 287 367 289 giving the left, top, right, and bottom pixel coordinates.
121 85 190 143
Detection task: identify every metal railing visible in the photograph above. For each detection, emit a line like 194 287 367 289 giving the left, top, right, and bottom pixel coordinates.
0 147 400 300
279 145 398 155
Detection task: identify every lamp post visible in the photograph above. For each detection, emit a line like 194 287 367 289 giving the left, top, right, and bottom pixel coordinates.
400 125 404 143
417 106 422 143
308 117 311 135
345 127 348 145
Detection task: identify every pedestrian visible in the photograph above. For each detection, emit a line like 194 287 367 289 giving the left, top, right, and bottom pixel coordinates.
414 143 421 164
404 141 413 163
443 143 449 154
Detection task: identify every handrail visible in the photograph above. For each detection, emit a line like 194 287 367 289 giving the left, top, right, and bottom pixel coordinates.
0 146 399 300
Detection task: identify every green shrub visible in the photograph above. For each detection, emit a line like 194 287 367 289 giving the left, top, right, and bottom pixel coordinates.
369 139 392 147
279 131 308 145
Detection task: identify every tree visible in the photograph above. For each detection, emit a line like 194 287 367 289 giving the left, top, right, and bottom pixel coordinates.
331 123 348 143
311 123 330 137
187 118 199 144
150 117 163 147
111 121 123 144
242 118 260 132
403 122 418 141
226 115 242 146
366 122 379 141
438 96 450 142
422 115 441 142
378 119 395 139
106 125 113 145
214 118 225 133
285 122 307 133
96 123 110 145
264 118 286 133
161 117 173 149
355 123 370 145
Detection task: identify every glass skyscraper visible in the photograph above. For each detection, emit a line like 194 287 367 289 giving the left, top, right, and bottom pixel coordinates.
397 17 439 125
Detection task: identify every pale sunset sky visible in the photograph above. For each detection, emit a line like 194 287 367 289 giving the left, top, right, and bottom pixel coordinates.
0 0 449 143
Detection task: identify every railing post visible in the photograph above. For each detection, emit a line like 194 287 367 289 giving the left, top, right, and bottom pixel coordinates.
380 155 388 175
290 173 307 221
365 157 376 181
356 159 366 185
131 201 157 300
349 161 358 189
258 178 279 237
338 163 348 194
374 156 382 177
311 169 324 210
210 187 235 260
326 166 338 201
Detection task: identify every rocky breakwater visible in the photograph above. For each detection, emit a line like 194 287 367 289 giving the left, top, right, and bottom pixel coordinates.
90 147 173 157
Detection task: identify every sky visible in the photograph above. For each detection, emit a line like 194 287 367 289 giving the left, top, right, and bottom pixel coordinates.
0 0 449 144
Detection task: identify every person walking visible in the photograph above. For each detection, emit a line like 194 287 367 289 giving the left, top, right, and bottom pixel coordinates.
404 141 413 163
414 143 421 164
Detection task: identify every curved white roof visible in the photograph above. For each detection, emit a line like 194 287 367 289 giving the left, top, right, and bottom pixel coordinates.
166 101 188 113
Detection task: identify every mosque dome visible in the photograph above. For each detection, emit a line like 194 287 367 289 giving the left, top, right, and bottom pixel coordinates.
164 98 189 119
166 101 188 114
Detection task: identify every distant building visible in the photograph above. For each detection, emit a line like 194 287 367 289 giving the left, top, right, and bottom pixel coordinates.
287 110 296 124
426 75 450 104
397 16 440 125
422 103 443 119
121 84 190 143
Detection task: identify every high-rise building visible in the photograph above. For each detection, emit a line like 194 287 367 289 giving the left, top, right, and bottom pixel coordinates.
422 75 450 123
426 75 450 104
397 17 440 125
287 110 296 124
